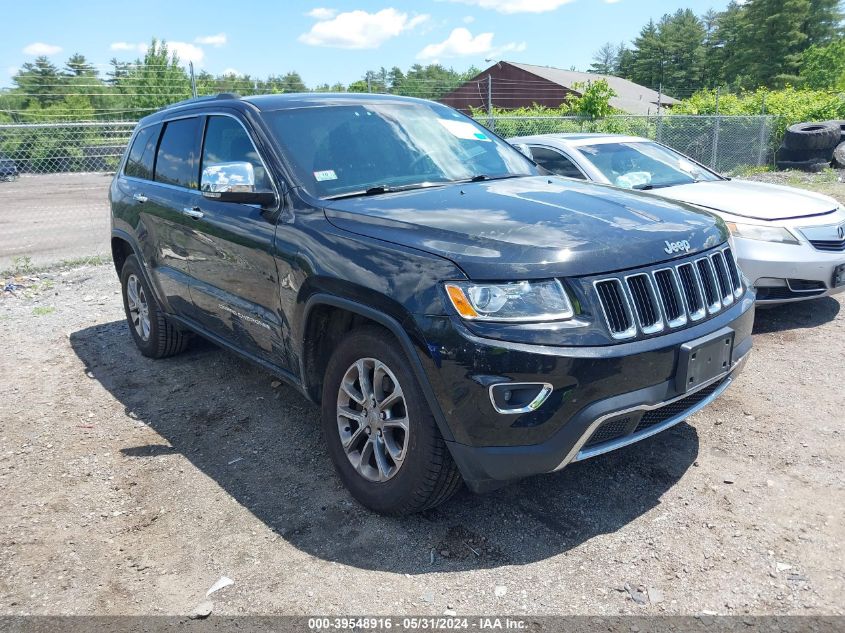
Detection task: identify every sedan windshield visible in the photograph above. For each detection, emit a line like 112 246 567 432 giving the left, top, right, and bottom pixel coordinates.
578 141 721 190
262 101 537 198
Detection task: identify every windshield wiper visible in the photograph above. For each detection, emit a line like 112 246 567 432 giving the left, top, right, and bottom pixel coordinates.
634 179 699 191
464 174 523 183
324 182 447 201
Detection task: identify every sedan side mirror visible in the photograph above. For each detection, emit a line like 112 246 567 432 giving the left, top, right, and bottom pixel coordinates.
511 143 534 160
201 161 276 207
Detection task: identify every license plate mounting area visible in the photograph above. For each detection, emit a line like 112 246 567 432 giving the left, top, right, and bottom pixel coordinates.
676 327 735 393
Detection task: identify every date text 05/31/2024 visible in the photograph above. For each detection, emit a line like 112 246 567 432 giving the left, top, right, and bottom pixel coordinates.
307 617 528 630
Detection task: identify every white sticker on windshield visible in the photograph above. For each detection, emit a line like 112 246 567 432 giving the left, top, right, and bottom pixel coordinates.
437 119 491 142
314 169 338 182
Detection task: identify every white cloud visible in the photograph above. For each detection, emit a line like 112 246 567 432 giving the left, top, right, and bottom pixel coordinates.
447 0 573 14
417 27 524 60
168 42 205 63
7 66 18 77
307 7 337 19
22 42 62 56
195 33 227 46
110 41 145 52
109 41 204 63
299 8 429 49
463 15 476 23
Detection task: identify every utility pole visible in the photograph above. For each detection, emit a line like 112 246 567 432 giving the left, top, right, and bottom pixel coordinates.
189 62 198 99
367 72 372 93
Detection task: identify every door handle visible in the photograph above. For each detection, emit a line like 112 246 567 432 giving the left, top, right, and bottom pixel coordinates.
133 193 148 203
182 207 204 219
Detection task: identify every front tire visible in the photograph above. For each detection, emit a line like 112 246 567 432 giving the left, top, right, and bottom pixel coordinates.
120 255 189 358
321 326 462 515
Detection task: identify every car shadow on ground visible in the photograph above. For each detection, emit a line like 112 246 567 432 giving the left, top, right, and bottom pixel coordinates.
752 296 841 334
70 320 700 574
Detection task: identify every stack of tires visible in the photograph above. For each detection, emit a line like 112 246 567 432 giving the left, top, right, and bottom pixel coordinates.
776 121 845 172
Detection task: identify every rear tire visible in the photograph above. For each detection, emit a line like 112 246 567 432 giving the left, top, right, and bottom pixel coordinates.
320 325 462 515
120 255 190 358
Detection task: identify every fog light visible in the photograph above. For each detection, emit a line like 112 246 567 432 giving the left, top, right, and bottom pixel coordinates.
489 382 553 414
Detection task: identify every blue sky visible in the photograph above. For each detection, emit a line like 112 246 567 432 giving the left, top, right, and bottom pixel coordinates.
1 0 732 88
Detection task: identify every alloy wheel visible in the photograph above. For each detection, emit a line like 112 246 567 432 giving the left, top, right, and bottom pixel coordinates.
336 357 409 482
126 274 151 342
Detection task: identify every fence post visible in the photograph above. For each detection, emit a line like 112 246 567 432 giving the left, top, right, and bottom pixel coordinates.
656 84 663 143
487 76 495 132
757 94 768 166
711 87 721 170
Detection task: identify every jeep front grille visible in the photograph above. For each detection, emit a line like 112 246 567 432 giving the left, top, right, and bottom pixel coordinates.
593 246 742 340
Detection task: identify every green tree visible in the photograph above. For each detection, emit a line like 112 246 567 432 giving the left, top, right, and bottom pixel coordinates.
800 38 845 88
736 0 812 87
629 20 664 90
116 39 191 113
64 53 96 77
12 57 62 107
589 43 618 75
804 0 845 46
568 79 617 119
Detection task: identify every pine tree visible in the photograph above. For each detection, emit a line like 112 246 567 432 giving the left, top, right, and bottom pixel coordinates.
589 43 618 75
738 0 812 87
629 20 664 90
804 0 845 46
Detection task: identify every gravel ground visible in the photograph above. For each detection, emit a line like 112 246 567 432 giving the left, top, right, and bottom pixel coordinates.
0 173 111 271
0 263 843 617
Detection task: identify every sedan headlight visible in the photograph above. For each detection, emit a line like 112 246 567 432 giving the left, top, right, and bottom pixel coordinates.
724 221 800 245
444 279 574 322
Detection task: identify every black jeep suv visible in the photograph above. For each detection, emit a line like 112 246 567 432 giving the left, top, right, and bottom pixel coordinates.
110 93 754 515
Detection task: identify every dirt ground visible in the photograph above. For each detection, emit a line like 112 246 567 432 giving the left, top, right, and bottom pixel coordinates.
0 262 843 617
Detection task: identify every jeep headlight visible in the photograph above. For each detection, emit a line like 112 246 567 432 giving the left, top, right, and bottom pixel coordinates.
724 222 800 245
444 279 574 322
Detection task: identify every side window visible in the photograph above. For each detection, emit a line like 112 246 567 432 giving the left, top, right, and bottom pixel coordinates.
154 118 201 189
124 125 159 180
530 146 586 180
201 116 271 191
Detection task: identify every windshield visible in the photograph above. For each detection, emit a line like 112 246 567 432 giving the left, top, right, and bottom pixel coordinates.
577 141 721 190
261 101 537 198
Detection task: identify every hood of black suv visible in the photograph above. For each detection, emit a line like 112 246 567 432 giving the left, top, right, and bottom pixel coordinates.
324 175 726 280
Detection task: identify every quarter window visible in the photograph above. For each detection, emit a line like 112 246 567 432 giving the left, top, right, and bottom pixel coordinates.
201 116 271 191
124 125 159 180
530 146 586 180
154 118 201 189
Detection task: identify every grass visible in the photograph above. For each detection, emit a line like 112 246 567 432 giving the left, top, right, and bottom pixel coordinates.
31 306 55 316
1 254 111 278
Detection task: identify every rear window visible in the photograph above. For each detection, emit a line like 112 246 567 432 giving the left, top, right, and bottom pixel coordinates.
154 118 201 189
123 125 159 180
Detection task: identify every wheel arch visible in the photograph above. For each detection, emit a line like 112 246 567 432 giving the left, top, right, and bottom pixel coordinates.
300 294 455 443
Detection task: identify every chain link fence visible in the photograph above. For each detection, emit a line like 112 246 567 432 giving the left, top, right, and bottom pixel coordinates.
0 121 135 175
0 115 776 271
479 115 778 173
0 115 777 177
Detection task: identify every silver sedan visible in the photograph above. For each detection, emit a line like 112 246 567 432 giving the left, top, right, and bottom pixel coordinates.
508 133 845 304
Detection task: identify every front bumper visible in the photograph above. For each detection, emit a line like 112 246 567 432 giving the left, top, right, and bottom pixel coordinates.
732 233 845 304
415 292 755 492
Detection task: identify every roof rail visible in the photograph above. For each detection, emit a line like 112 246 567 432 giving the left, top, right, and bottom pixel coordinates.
163 93 241 110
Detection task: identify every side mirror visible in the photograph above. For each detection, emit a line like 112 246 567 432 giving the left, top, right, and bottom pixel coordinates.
201 161 275 206
511 143 534 160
